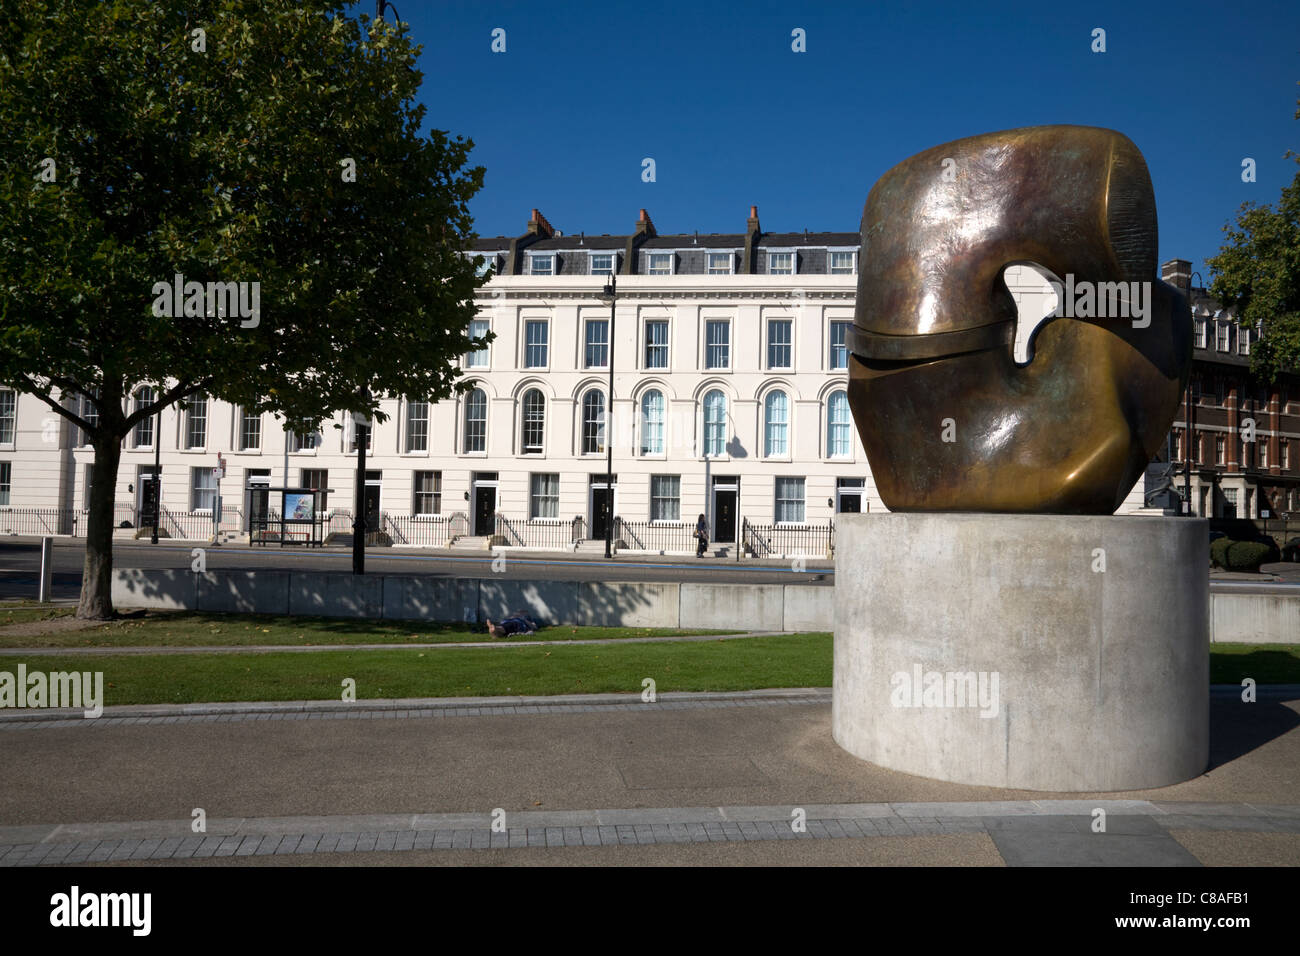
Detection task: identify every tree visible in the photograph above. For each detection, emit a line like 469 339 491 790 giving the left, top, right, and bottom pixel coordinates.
1207 88 1300 382
0 1 488 619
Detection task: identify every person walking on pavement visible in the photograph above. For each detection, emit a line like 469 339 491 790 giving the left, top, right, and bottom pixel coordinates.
695 513 709 558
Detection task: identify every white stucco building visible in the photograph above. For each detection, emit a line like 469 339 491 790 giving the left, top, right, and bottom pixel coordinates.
0 206 1152 553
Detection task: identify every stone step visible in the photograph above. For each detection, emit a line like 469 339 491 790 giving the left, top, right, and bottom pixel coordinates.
451 536 494 550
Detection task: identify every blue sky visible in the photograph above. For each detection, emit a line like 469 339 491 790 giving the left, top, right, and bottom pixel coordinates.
386 0 1299 281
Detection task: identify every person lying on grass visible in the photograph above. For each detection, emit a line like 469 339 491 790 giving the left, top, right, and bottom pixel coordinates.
486 612 540 638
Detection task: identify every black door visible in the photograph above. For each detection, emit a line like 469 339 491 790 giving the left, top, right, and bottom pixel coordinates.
839 494 861 514
364 485 381 541
591 487 612 540
474 486 495 536
714 490 736 543
140 477 160 529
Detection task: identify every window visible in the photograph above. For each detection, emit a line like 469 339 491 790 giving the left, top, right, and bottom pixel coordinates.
827 391 851 457
414 471 441 515
768 319 792 369
530 473 559 519
525 320 549 368
1194 320 1207 349
529 254 554 276
466 318 490 368
1217 324 1230 351
707 253 732 275
184 393 207 449
585 319 609 369
830 251 855 275
1260 442 1268 468
590 253 614 275
650 475 680 521
0 462 10 505
1215 378 1225 407
764 391 789 457
473 253 495 278
775 476 805 523
1282 440 1290 470
288 426 320 452
1238 326 1251 355
829 321 850 370
645 320 669 368
703 390 727 456
641 390 665 455
301 469 328 510
1223 487 1238 518
647 253 673 275
1214 435 1225 464
705 320 730 369
131 387 154 448
79 390 99 446
0 389 15 445
348 418 373 452
240 409 261 451
464 388 487 453
406 402 429 452
768 252 794 275
521 389 545 453
191 466 217 511
581 390 605 454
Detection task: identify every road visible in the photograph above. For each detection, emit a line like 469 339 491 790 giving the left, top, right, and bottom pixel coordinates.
0 537 835 601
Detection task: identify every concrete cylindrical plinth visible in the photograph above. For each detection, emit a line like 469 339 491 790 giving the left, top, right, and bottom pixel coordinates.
832 513 1208 792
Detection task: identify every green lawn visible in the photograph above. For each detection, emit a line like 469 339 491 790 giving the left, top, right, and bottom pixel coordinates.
0 610 732 649
0 633 833 705
0 604 75 627
1208 643 1300 684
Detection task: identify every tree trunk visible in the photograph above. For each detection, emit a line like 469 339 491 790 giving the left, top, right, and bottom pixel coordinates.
76 433 123 620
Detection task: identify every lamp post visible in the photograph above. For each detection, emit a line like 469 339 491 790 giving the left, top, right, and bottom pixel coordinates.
352 388 372 575
150 389 162 545
600 271 617 559
1185 271 1203 515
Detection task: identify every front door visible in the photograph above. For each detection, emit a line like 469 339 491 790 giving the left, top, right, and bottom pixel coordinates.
474 486 496 536
591 487 612 540
137 467 159 529
364 485 381 534
245 469 271 531
714 490 737 543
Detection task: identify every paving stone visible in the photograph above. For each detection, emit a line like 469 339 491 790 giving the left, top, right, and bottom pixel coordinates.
581 826 601 847
451 830 472 849
469 829 491 849
295 835 322 855
333 833 359 853
991 830 1202 867
394 832 416 851
274 835 303 855
355 833 378 853
374 832 397 852
434 830 455 849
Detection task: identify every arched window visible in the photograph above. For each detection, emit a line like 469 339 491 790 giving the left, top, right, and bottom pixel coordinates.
640 390 664 455
463 388 487 453
703 390 726 457
521 389 545 454
581 390 605 454
827 390 851 457
764 391 788 457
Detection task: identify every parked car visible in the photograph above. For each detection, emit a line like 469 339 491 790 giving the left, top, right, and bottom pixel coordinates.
1282 537 1300 562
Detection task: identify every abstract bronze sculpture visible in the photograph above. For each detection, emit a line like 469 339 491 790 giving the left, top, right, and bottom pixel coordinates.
848 125 1191 513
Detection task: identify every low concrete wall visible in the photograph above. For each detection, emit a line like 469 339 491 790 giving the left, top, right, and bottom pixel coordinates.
1212 593 1300 644
107 568 1295 641
680 583 785 631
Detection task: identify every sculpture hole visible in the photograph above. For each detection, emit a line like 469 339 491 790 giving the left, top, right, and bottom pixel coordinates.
1003 262 1060 366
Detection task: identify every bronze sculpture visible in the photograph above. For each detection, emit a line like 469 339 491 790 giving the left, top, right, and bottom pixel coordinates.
848 125 1191 513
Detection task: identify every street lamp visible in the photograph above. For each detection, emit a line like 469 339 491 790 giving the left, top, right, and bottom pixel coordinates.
1185 271 1203 515
150 387 162 545
352 387 373 575
600 271 617 559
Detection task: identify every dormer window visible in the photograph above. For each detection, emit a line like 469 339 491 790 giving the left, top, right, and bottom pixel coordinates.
472 253 496 277
647 253 673 275
707 253 733 275
590 253 614 275
768 252 794 275
829 251 856 275
529 254 554 276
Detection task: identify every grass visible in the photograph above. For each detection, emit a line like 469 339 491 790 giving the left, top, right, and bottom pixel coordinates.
0 633 833 705
1208 643 1300 684
0 610 732 648
0 604 75 627
0 637 1291 707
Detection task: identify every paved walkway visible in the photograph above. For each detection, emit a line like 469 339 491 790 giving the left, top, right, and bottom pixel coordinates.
1 687 1297 866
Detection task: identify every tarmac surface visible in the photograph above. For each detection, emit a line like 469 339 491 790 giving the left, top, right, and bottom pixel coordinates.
2 686 1297 867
